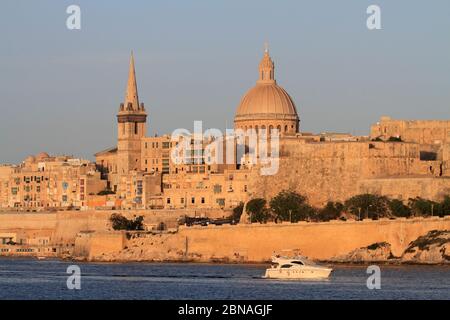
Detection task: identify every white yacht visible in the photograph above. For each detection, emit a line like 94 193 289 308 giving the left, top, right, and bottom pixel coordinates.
264 255 333 280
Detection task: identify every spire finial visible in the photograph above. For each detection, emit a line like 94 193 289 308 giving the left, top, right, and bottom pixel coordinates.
123 51 139 111
264 41 269 53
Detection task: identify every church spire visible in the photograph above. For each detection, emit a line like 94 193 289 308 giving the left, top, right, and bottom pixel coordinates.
123 51 140 111
258 44 276 84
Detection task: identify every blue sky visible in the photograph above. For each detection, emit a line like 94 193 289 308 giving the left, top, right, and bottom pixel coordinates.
1 0 449 163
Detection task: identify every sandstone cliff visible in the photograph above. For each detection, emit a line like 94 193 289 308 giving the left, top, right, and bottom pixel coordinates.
401 230 450 264
329 230 450 264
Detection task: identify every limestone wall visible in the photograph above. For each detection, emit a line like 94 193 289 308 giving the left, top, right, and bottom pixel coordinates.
358 177 450 201
249 140 444 206
73 231 125 260
0 208 228 246
157 217 450 262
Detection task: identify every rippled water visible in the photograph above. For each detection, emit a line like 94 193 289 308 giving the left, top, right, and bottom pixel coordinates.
0 258 448 299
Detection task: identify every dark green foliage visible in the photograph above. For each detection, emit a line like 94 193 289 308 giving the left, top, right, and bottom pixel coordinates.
231 202 244 222
408 197 442 217
387 136 402 142
404 230 449 253
389 199 412 217
344 194 390 219
441 196 450 216
318 201 344 221
269 191 314 222
246 198 270 223
110 213 144 231
97 188 116 195
366 242 389 250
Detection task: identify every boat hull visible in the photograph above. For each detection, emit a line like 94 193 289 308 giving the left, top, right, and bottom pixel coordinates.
264 266 332 280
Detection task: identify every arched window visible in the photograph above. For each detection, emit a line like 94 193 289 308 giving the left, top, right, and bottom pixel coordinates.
284 125 288 132
134 122 138 135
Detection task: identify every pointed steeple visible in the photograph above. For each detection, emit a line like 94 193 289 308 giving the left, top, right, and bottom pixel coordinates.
257 44 276 84
124 51 140 111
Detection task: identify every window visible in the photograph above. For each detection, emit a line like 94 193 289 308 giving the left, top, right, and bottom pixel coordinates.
180 198 184 204
201 197 205 204
167 198 171 204
134 122 138 135
213 184 222 193
291 261 304 266
191 197 195 204
280 264 292 268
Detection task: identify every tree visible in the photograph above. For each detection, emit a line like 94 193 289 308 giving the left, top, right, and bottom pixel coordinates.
318 201 344 221
110 213 144 231
440 195 450 217
389 199 411 218
269 191 313 222
246 198 270 223
97 188 115 196
230 202 244 222
408 197 441 217
344 194 390 219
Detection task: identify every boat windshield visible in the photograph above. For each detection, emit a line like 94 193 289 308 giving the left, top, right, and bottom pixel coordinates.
291 260 304 265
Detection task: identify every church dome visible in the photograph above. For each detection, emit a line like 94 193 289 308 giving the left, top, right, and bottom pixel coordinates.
235 84 298 121
35 152 50 160
234 47 299 134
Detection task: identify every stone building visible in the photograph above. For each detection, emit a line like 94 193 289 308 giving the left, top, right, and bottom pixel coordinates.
0 153 106 209
370 116 450 145
2 46 450 212
92 48 450 210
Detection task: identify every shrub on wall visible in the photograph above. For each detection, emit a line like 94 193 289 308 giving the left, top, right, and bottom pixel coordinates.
110 213 144 231
97 188 116 196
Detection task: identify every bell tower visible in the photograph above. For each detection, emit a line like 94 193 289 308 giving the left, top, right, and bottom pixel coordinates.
117 52 147 174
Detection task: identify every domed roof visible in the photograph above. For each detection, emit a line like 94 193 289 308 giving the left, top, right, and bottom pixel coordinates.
35 152 50 160
235 48 299 122
235 84 298 120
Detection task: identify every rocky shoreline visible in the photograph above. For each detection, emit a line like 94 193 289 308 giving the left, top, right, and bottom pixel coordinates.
326 230 450 265
71 230 450 265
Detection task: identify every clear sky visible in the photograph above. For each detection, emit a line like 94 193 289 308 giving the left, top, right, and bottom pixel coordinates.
1 0 449 163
